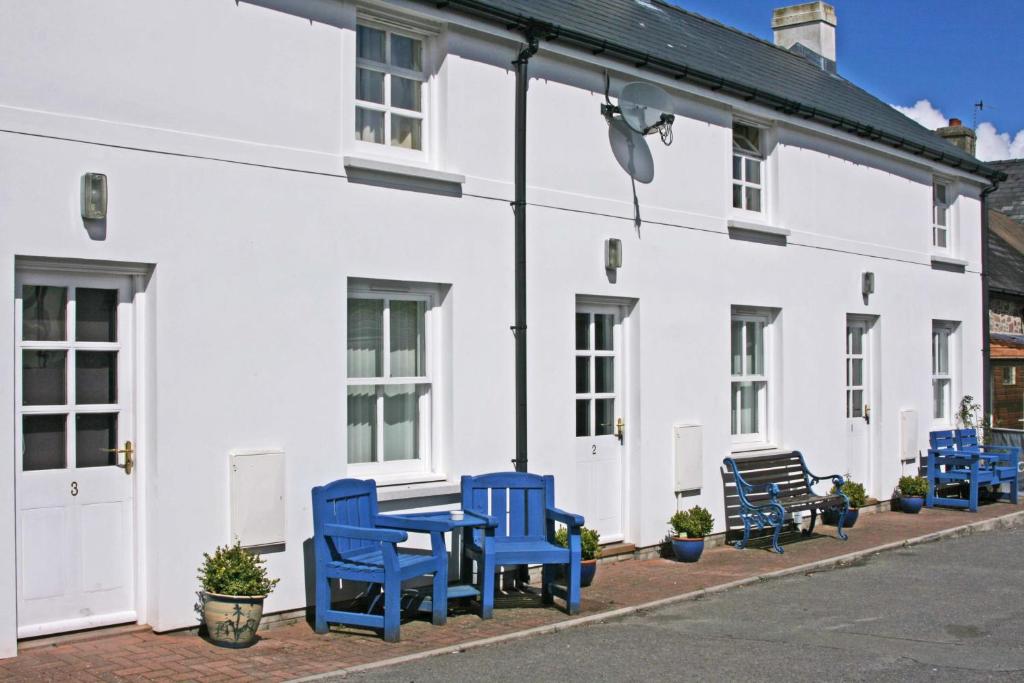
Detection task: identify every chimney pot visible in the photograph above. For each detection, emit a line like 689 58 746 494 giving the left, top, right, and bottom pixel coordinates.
772 2 837 71
949 118 962 127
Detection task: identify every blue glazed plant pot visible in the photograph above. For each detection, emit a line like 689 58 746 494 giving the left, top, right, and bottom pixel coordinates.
580 559 597 587
901 496 924 514
822 508 859 528
671 537 705 563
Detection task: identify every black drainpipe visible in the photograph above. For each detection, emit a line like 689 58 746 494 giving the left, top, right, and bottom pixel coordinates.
981 178 1002 422
512 34 539 472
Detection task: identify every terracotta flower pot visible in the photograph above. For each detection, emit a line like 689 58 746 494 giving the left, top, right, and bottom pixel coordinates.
202 592 266 648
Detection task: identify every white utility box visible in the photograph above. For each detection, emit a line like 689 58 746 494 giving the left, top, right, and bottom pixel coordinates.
899 409 918 463
230 449 286 548
673 423 703 492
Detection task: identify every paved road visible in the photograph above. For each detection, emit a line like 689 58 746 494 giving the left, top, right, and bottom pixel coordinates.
343 526 1024 682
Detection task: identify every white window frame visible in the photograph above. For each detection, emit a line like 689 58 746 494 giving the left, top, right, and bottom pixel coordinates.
353 18 432 162
731 309 772 447
932 178 953 253
1003 366 1017 386
731 122 765 215
346 283 440 479
931 321 957 425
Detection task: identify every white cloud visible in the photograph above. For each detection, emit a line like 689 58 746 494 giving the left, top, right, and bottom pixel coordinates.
891 99 1024 161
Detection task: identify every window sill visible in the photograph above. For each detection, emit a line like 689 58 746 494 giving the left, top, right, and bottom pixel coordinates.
343 156 465 186
727 219 791 237
375 477 460 502
730 443 783 455
930 254 968 268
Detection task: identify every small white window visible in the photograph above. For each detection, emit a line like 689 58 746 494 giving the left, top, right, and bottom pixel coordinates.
732 123 763 213
932 180 951 251
932 321 957 423
347 284 438 477
731 309 771 445
355 22 427 152
1003 366 1016 386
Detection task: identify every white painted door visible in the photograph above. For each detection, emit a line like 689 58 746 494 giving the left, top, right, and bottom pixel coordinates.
15 272 137 638
574 304 625 543
844 317 872 486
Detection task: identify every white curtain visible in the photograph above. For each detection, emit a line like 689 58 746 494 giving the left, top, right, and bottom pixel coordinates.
389 300 424 377
348 298 382 378
383 385 418 461
347 386 376 464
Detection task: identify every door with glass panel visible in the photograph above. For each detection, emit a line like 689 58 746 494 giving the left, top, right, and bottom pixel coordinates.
844 317 874 488
574 304 625 543
347 292 432 477
15 273 136 637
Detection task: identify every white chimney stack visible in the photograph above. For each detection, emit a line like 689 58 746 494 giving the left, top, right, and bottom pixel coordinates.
772 2 837 71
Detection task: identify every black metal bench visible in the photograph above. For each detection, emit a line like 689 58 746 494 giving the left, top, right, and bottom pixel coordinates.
723 451 850 554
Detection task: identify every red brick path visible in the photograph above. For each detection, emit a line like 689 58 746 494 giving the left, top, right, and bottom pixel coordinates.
2 502 1020 682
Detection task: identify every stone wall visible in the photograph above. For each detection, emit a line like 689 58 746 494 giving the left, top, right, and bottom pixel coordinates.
990 296 1024 334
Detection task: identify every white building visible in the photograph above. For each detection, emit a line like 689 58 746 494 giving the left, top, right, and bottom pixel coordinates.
0 0 1002 656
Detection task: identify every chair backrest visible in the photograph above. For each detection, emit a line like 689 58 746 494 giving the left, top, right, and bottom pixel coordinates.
312 478 380 557
956 428 980 448
461 472 553 541
929 430 958 450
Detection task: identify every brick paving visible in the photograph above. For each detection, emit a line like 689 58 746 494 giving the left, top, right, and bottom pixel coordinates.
2 501 1021 682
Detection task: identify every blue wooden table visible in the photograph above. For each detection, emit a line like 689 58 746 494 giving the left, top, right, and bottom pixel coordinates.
377 510 497 613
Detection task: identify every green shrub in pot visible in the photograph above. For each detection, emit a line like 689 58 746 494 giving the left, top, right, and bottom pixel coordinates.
197 542 278 648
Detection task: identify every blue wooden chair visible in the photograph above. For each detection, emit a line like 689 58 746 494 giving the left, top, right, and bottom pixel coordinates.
311 478 448 642
460 472 584 618
926 430 1020 512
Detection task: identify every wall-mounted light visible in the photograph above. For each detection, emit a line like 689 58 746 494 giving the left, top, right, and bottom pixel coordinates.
862 271 875 297
81 173 107 220
605 238 623 270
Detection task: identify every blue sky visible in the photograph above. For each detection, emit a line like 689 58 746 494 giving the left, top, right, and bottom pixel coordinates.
670 0 1024 160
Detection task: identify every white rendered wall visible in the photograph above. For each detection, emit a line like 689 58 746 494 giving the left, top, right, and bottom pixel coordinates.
0 0 987 651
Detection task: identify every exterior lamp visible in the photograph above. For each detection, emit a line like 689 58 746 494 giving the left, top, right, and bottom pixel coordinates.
606 238 623 270
81 172 107 220
862 272 875 297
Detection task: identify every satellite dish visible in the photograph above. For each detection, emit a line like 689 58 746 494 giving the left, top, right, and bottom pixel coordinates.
608 118 654 184
619 82 674 136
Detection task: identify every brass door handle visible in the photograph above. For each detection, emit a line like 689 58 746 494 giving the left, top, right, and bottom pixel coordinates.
615 417 625 441
103 440 135 475
864 404 871 425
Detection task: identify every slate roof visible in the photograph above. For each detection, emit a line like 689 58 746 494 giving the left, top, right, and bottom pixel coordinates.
431 0 1003 181
988 159 1024 222
989 209 1024 297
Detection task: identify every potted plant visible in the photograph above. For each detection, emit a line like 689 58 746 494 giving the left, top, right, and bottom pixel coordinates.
668 506 714 563
197 542 279 648
555 525 601 586
823 478 866 528
897 475 928 514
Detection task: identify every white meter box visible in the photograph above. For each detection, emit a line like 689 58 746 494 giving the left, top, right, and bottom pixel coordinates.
673 424 703 492
230 449 286 548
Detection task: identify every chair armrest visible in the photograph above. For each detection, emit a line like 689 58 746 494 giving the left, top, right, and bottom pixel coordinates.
546 507 585 528
462 511 500 528
375 514 451 533
806 469 844 489
322 523 407 544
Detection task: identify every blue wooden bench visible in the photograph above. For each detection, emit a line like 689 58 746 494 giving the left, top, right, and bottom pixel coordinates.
311 478 448 642
460 472 584 618
926 429 1020 513
724 452 849 554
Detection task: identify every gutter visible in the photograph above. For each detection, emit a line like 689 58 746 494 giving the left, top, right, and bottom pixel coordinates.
428 0 1008 184
512 33 539 472
981 184 1003 421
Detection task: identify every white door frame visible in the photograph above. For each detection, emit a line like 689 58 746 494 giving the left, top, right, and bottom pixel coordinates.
575 295 636 544
846 314 880 496
13 257 151 639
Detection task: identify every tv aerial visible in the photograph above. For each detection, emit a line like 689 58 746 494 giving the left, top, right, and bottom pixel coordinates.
602 81 676 146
